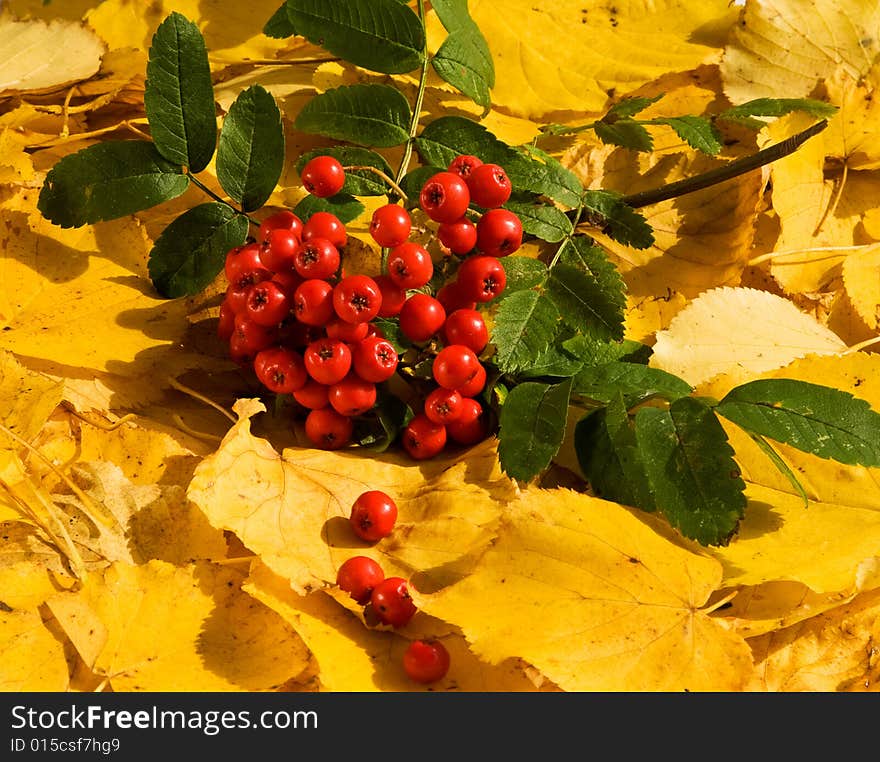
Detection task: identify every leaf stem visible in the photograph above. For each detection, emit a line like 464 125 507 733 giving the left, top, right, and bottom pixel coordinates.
393 0 430 189
549 204 584 270
188 173 261 231
343 165 409 202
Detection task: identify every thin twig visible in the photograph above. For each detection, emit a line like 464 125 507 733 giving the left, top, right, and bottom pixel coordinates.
166 376 237 423
343 165 409 201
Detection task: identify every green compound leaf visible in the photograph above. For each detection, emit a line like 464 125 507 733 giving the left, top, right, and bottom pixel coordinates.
635 397 747 547
284 0 424 74
574 393 657 512
216 85 284 212
594 120 654 152
563 336 652 366
519 344 583 379
294 83 411 148
144 12 217 173
572 362 693 407
499 256 548 295
490 290 560 374
719 97 838 122
504 199 572 243
716 379 880 467
657 116 722 155
263 3 296 38
296 146 395 197
546 237 626 340
293 193 365 224
148 203 248 298
498 378 572 482
582 189 654 249
37 141 189 228
606 94 664 119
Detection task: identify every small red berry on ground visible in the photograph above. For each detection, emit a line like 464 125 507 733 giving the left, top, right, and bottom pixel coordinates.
350 490 398 542
336 556 385 605
403 639 451 684
370 576 417 628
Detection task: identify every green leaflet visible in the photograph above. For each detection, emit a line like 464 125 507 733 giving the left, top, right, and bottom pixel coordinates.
490 290 560 374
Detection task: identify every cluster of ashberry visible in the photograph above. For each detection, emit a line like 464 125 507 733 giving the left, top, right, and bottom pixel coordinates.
338 490 451 685
217 151 522 460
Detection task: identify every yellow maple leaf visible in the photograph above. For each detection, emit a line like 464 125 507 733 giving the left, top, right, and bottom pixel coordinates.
415 488 754 691
0 608 70 691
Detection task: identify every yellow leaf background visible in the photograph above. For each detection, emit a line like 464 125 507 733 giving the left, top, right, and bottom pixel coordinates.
1 0 879 694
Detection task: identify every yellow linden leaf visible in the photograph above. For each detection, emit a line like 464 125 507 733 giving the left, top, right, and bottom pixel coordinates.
46 560 311 691
415 488 754 691
188 399 515 594
824 66 880 170
0 18 105 94
244 560 541 692
720 0 880 103
467 0 733 119
0 130 36 184
649 286 847 387
0 349 64 455
746 588 880 691
0 561 77 610
842 243 880 329
0 608 70 691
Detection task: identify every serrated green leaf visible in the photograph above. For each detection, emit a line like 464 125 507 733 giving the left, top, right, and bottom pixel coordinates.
490 290 560 374
720 97 838 122
546 237 626 340
499 256 548 294
148 203 248 298
572 362 692 406
716 379 880 467
575 394 657 511
432 30 493 112
294 83 411 148
144 12 216 172
399 165 442 203
660 116 722 155
263 3 296 38
606 94 663 119
430 0 495 81
499 378 572 482
514 145 583 208
37 141 189 228
519 344 583 379
747 433 809 509
594 120 654 152
216 85 284 212
504 200 572 243
296 146 394 197
581 190 654 249
562 336 652 366
293 193 364 224
371 318 411 353
285 0 424 74
635 398 746 546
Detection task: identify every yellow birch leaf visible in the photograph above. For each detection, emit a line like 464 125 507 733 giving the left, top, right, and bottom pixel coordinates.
187 399 515 594
0 130 36 185
746 588 880 691
720 0 880 103
0 18 105 94
0 609 70 691
842 243 880 329
0 349 64 456
415 488 754 691
649 286 847 387
623 291 689 345
824 66 880 170
0 560 77 610
46 560 311 691
467 0 733 119
244 560 541 692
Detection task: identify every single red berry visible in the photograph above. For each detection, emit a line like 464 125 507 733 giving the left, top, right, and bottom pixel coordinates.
302 211 347 248
245 280 291 327
437 217 478 255
225 284 250 315
443 308 488 353
370 576 417 628
225 242 271 290
403 639 451 684
456 255 507 302
387 242 433 290
293 238 340 281
333 275 382 324
398 294 446 343
424 387 464 425
304 407 353 450
293 377 330 410
232 313 279 354
326 317 369 343
329 374 377 417
403 413 447 460
304 338 352 385
301 155 345 198
253 346 308 394
467 163 512 208
349 490 398 542
435 282 477 314
433 344 481 391
447 154 483 181
352 335 399 383
374 274 407 318
457 362 486 397
419 171 471 223
217 300 236 341
259 210 303 243
293 278 335 326
260 228 300 272
476 208 522 257
446 397 488 445
228 331 257 367
336 556 385 605
270 269 304 300
370 204 412 248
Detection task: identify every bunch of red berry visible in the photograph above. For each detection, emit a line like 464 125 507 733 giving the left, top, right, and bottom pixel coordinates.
217 151 523 460
338 489 451 685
